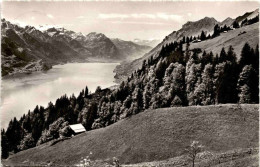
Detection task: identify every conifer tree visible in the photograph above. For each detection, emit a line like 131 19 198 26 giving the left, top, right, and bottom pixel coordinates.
214 60 238 104
252 44 259 73
182 36 186 43
190 36 193 42
233 21 240 28
201 51 207 68
1 129 9 159
95 86 101 93
226 46 237 63
212 24 220 37
219 47 227 63
184 42 191 63
85 86 89 97
239 43 253 69
186 36 190 44
6 117 23 153
200 31 206 41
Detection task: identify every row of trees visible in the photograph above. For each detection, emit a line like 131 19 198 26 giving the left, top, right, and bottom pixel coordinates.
1 40 259 159
180 24 232 45
233 15 259 28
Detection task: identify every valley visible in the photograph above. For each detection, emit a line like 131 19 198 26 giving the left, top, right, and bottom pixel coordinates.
1 5 259 167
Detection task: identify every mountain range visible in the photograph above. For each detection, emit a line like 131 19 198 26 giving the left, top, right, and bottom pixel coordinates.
132 38 161 47
1 19 152 76
111 38 152 60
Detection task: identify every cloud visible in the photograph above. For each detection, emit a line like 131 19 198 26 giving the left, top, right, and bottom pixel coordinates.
98 13 183 22
131 13 156 19
98 14 129 19
156 13 183 22
47 14 54 19
36 23 73 31
111 21 171 25
9 20 28 28
187 13 192 17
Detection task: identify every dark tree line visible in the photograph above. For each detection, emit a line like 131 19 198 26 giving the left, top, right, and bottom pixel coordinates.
233 15 259 28
1 41 259 159
180 24 232 45
241 15 259 27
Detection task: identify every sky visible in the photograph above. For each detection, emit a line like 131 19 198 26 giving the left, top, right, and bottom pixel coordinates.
1 1 259 41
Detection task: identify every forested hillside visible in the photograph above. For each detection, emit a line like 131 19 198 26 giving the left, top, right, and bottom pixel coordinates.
2 37 258 158
2 9 259 160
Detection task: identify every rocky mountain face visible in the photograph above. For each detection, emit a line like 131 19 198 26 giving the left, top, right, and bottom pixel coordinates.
111 38 152 60
1 19 151 76
166 17 218 42
114 9 259 82
74 32 121 61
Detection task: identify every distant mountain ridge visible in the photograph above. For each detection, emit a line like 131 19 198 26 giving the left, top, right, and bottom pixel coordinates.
132 39 161 47
220 17 234 27
111 38 152 60
1 19 151 76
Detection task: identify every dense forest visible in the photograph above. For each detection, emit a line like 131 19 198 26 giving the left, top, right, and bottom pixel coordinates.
1 34 259 158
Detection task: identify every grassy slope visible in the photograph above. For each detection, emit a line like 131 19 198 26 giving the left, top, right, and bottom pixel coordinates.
190 22 259 59
124 148 259 167
4 104 259 166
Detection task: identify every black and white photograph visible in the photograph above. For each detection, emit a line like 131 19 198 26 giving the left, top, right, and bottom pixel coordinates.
0 1 259 166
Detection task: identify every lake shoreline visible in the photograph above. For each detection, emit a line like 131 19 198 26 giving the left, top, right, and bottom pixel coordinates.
1 62 119 129
1 59 122 79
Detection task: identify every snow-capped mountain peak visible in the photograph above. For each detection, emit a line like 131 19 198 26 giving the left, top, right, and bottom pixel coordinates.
86 32 107 41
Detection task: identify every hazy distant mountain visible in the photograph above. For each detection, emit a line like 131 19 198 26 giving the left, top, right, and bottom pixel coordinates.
220 17 235 27
82 32 121 60
43 28 121 60
111 38 152 60
114 9 259 82
132 39 160 47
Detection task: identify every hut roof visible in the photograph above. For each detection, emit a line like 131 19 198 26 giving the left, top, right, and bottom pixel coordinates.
69 124 86 133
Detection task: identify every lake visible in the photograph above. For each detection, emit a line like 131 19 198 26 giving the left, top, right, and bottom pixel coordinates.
1 63 118 129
